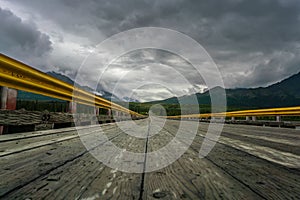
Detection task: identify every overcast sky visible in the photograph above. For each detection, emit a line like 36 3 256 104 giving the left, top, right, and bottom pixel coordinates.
1 0 300 101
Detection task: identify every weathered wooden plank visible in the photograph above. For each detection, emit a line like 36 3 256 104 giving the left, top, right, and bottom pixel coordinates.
193 124 300 168
1 120 148 199
0 124 122 198
0 124 107 142
0 125 116 157
222 123 300 139
165 120 300 199
79 127 146 200
0 119 300 199
143 120 261 199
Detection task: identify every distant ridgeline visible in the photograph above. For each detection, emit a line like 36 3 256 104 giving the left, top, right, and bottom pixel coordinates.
158 71 300 108
15 71 300 114
129 72 300 115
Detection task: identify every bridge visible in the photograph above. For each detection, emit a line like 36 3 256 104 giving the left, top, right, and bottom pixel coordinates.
0 54 300 199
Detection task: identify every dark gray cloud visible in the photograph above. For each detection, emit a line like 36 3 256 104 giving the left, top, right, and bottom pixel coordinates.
98 49 206 101
1 0 300 100
0 7 52 68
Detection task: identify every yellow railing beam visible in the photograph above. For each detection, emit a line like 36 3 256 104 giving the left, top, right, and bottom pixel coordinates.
0 53 143 117
167 106 300 119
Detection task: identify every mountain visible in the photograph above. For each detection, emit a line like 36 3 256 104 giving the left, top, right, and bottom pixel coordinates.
48 71 121 101
153 72 300 109
122 96 140 102
18 70 300 108
46 71 75 85
18 71 121 102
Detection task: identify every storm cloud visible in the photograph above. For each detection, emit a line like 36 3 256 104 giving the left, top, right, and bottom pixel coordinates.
0 0 300 100
0 7 52 68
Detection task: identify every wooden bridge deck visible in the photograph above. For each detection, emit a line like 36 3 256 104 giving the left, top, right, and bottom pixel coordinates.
0 119 299 199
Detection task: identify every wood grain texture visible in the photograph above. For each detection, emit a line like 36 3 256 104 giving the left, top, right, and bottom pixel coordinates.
0 119 299 199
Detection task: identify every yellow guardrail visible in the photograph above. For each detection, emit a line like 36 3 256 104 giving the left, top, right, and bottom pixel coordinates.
168 106 300 119
0 53 143 117
1 53 298 119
